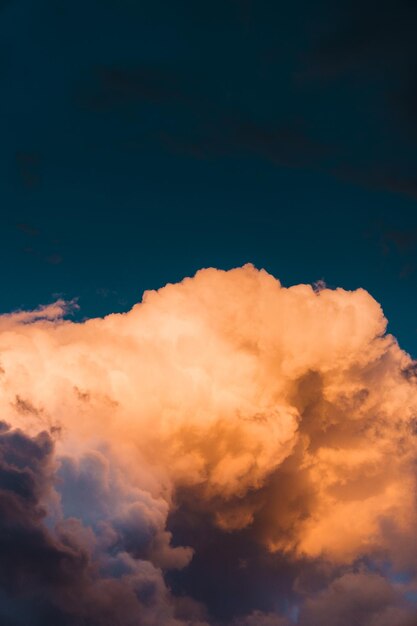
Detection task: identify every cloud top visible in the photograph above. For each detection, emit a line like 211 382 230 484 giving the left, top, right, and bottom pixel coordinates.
0 264 416 623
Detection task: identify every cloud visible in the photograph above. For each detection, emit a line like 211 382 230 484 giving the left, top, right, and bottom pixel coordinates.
0 422 199 625
0 264 417 623
0 301 78 334
232 611 291 626
298 571 416 626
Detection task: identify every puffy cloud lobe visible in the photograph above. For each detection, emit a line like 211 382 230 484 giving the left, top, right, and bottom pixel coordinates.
0 424 200 625
298 571 416 626
58 451 192 569
0 423 84 621
0 264 416 623
232 612 291 626
0 300 77 329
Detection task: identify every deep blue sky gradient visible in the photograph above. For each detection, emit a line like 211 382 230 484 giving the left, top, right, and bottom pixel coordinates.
2 0 417 354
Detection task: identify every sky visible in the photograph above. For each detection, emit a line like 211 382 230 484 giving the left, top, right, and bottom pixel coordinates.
2 0 417 353
2 1 417 625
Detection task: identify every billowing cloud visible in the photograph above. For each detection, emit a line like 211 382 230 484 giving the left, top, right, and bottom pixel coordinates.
0 264 416 624
298 571 416 626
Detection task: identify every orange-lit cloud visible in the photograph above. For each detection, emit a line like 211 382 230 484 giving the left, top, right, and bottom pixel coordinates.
1 264 417 624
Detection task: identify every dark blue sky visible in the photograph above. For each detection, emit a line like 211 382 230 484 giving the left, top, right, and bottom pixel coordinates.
2 0 417 354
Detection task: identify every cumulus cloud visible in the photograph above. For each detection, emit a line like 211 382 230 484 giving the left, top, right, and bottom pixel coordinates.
298 571 416 626
0 264 417 623
0 423 201 625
